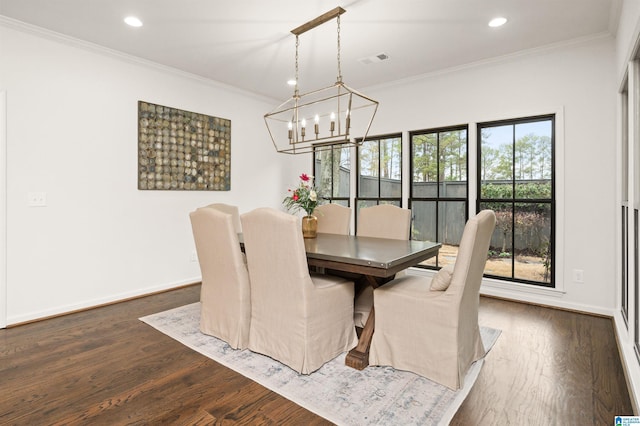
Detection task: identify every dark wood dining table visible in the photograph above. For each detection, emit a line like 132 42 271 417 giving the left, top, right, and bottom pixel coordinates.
304 233 441 370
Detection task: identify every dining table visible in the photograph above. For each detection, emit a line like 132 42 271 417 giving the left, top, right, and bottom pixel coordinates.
304 233 441 370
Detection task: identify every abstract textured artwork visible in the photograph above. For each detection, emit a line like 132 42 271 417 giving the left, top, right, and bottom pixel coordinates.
138 101 231 190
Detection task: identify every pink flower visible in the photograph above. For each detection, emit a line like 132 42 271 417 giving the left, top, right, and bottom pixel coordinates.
300 173 310 182
293 194 299 201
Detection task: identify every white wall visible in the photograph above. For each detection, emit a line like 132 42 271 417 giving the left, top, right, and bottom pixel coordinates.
363 35 617 313
0 90 6 328
0 21 309 324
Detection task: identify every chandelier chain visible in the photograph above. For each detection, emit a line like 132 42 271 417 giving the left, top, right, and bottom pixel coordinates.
295 35 300 95
336 15 342 83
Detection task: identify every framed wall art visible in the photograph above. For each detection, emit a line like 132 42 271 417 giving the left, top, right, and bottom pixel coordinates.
138 101 231 191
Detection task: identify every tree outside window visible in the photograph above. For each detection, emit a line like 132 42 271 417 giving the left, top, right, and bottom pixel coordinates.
410 126 468 268
356 134 402 219
314 144 350 206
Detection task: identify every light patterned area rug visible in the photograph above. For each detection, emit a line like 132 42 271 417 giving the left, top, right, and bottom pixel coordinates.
140 303 500 426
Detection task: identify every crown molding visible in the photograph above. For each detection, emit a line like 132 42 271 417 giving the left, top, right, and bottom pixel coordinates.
0 15 276 104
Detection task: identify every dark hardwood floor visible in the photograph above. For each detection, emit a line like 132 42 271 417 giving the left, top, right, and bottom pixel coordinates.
0 284 633 425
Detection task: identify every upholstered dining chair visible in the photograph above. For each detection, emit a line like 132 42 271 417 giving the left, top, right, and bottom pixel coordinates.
189 207 251 349
240 207 358 374
354 204 412 327
356 204 411 240
205 203 242 233
313 203 352 235
368 210 496 390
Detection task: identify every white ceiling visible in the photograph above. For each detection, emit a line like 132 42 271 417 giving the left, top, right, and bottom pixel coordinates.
0 0 620 101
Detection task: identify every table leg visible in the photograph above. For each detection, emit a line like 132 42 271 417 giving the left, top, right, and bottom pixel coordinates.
346 307 375 370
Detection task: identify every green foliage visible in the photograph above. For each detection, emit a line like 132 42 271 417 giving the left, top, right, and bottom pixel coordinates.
481 182 551 200
481 183 513 199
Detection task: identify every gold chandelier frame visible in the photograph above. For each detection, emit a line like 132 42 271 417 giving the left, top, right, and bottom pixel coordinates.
264 7 379 154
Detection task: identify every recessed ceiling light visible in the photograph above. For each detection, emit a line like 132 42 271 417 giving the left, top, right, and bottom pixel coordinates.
488 17 507 28
124 16 143 27
287 79 297 86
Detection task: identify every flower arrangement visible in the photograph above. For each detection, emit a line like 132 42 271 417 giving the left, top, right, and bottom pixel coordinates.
283 173 319 216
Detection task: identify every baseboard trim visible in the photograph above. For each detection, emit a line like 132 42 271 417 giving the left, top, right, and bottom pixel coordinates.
6 279 201 328
479 286 614 317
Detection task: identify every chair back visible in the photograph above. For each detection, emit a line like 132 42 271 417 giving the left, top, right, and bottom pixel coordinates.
449 209 496 297
241 207 311 320
449 209 496 360
189 207 251 348
314 203 352 235
205 203 241 233
357 204 411 240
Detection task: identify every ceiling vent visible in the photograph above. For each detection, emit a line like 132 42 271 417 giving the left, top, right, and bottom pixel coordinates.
358 53 390 65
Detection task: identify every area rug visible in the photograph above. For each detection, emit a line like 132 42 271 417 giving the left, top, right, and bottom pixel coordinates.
140 303 500 426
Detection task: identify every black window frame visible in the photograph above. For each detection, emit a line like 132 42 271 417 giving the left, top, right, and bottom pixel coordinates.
355 133 403 231
409 124 469 269
313 143 351 207
477 114 556 288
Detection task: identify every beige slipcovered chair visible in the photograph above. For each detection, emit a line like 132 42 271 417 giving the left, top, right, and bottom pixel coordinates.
313 203 352 235
241 207 358 374
354 204 412 327
189 207 251 349
368 210 496 389
205 203 241 233
357 204 411 240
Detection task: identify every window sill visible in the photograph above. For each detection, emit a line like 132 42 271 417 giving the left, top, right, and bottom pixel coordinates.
480 276 564 297
407 267 570 307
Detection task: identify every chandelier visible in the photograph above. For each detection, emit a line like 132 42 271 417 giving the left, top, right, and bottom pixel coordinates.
264 7 379 154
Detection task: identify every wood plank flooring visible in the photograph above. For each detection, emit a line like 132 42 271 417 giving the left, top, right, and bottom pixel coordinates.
0 284 634 425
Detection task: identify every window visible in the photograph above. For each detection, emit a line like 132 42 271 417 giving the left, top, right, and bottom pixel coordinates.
356 134 402 223
478 115 555 287
409 126 468 268
314 144 351 206
621 81 630 327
